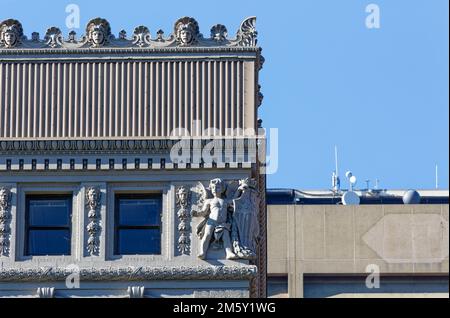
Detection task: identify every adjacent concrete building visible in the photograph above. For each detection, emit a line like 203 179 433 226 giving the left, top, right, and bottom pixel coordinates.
267 189 449 298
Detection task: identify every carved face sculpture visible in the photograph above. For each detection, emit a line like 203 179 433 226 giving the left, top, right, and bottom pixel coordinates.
85 18 111 48
0 20 23 48
89 28 105 46
3 30 17 47
210 179 225 198
178 25 193 45
238 180 249 192
0 188 10 207
87 188 99 205
91 29 104 46
177 187 188 206
174 17 199 46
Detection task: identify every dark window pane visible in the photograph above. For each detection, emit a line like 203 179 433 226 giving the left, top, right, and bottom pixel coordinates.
117 229 161 255
118 198 161 226
28 229 71 255
29 199 70 226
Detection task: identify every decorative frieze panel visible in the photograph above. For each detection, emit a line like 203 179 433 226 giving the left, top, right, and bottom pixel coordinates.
0 186 11 256
85 187 101 256
0 17 258 50
176 186 191 255
0 139 258 155
0 266 257 282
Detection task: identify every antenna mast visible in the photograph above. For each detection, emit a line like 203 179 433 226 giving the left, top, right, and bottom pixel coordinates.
435 164 439 189
332 146 341 192
335 146 339 177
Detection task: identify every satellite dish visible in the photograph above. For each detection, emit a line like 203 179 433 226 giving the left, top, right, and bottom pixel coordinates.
403 190 421 205
345 171 353 179
342 191 360 205
349 176 357 185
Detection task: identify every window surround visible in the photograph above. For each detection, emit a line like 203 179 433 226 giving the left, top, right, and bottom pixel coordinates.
106 183 171 261
114 193 163 256
15 184 81 262
25 194 73 256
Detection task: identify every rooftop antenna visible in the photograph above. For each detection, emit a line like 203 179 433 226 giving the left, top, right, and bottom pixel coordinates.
345 171 357 191
342 170 360 206
335 145 339 178
332 146 341 192
435 164 439 189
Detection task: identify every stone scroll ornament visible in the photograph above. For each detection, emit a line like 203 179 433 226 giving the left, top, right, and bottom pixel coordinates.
176 186 191 255
0 187 11 256
191 178 260 260
44 27 63 48
235 17 257 47
0 16 258 49
86 187 101 256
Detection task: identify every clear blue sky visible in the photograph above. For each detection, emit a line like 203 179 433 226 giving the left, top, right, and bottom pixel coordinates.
2 0 449 190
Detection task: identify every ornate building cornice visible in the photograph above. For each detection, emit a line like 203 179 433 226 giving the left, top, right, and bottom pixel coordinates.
0 265 257 282
0 139 177 155
0 17 259 53
0 139 259 156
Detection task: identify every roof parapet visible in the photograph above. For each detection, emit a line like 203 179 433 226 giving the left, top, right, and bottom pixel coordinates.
0 16 259 50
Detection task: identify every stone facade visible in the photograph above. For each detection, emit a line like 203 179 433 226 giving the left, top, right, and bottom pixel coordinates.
0 17 266 298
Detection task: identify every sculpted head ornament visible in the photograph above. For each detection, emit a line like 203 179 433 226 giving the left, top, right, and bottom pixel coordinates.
86 18 111 47
86 187 100 212
239 178 257 190
0 19 23 48
174 17 199 46
0 188 10 210
87 187 99 202
209 178 226 197
176 186 189 206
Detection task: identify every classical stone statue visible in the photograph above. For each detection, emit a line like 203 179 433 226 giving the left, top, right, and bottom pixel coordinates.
191 178 260 260
0 19 23 48
191 179 237 260
231 178 260 260
85 18 111 47
174 17 200 46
